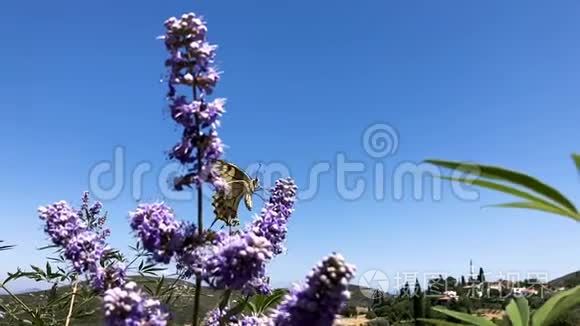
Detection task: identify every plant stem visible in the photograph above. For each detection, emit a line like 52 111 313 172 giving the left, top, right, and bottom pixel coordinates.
192 140 204 325
191 63 204 326
64 281 78 326
1 284 33 315
192 277 202 326
0 303 22 322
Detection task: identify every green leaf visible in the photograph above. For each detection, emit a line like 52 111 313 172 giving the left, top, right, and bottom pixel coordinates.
219 289 232 311
440 176 577 219
505 297 529 326
139 263 166 276
154 275 165 296
37 244 58 251
431 306 497 326
0 240 15 252
573 154 580 173
46 291 73 306
246 301 258 315
164 292 174 305
221 296 249 323
426 159 578 214
419 318 465 326
260 289 286 313
488 202 579 221
30 265 46 278
143 284 154 295
74 309 97 319
2 270 24 285
532 285 580 326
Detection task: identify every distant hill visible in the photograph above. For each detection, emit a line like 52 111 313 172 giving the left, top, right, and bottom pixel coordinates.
549 270 580 289
346 284 374 307
0 277 372 325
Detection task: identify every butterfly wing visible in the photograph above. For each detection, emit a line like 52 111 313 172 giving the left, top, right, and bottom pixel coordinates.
212 182 244 226
244 193 253 211
212 160 254 226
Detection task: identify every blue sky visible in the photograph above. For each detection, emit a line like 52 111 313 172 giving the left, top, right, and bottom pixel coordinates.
1 0 579 291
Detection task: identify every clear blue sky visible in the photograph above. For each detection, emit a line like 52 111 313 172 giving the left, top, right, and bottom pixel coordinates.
1 0 579 291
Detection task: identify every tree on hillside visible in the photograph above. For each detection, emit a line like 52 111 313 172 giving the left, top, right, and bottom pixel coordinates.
372 289 384 308
477 267 486 283
446 276 457 290
461 275 466 287
427 275 446 294
413 279 426 325
400 282 411 298
414 279 422 297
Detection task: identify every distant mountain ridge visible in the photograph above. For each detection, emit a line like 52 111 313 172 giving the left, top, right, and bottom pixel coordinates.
549 270 580 289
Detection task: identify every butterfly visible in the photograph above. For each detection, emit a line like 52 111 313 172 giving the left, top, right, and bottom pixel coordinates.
211 160 260 227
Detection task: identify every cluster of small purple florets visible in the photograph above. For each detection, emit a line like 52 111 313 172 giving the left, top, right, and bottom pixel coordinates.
204 233 273 292
271 254 356 326
38 197 124 292
91 263 127 293
200 254 355 326
63 231 105 273
203 309 274 326
175 225 217 278
202 308 225 326
129 202 185 264
162 13 225 189
163 13 219 96
237 316 274 326
103 282 168 326
248 178 297 255
80 191 110 240
202 308 241 326
39 200 87 247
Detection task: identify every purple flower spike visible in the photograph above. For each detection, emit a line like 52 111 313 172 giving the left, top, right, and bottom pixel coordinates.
81 191 90 211
272 253 356 326
39 196 126 293
248 178 297 255
89 201 103 216
91 263 127 293
175 225 217 278
202 308 235 326
64 232 107 274
162 12 226 190
237 315 273 326
38 201 86 247
103 282 168 326
203 310 274 326
130 202 184 264
204 233 273 291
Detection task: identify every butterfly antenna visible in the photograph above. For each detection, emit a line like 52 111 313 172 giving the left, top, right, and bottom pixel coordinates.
254 163 263 179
